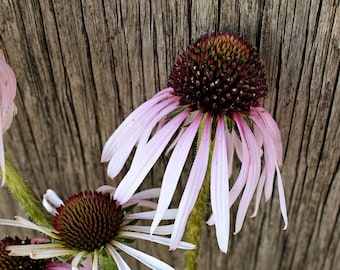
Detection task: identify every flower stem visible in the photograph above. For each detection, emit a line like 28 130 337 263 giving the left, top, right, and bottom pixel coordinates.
4 155 52 226
184 117 212 270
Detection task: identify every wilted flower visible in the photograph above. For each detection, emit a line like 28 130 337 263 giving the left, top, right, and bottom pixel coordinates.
101 32 288 252
0 186 194 269
0 50 17 185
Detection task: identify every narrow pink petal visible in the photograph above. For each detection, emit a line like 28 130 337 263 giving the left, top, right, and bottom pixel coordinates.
250 112 276 200
233 114 261 234
71 251 88 270
276 164 288 230
113 241 174 270
107 98 178 178
101 88 174 163
226 129 235 177
92 249 99 270
119 231 195 250
105 244 131 270
150 113 203 234
131 99 179 165
114 110 189 204
126 209 177 220
253 107 283 165
165 111 199 156
250 171 266 217
130 188 161 200
170 115 212 250
210 117 230 253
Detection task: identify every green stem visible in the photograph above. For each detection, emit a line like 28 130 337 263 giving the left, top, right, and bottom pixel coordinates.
184 117 212 270
4 155 52 226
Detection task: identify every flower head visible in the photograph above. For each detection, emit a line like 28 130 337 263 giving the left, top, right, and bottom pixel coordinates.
0 236 79 269
101 32 288 253
0 187 194 269
0 50 17 185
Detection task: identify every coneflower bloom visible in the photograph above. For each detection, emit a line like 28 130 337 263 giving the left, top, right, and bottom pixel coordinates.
101 32 288 253
0 236 86 269
0 186 194 269
0 50 17 185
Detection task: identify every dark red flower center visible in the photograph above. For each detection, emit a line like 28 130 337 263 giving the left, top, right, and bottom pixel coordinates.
53 191 125 251
168 32 268 116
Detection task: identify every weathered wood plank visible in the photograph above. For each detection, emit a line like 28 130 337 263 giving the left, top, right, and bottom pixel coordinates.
0 0 338 269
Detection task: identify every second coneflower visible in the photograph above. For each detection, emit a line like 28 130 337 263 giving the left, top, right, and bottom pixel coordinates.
101 32 288 253
0 186 194 269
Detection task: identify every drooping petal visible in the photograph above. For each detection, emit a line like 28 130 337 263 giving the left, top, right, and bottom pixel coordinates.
254 107 283 165
101 87 173 162
276 164 288 230
150 113 203 234
250 109 277 201
107 98 179 178
112 241 174 270
105 243 131 270
233 114 261 234
170 115 212 249
114 110 189 204
210 117 229 253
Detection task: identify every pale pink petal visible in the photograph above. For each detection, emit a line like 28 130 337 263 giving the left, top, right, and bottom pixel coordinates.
276 164 288 230
170 115 212 249
249 112 276 200
226 129 235 177
71 251 88 269
43 189 64 208
210 117 229 253
101 87 173 162
113 110 189 204
150 113 203 234
126 209 177 220
165 111 199 156
233 114 261 234
253 107 283 164
105 243 131 270
123 200 158 209
96 185 116 194
0 51 17 185
113 241 174 270
92 249 99 270
107 98 178 178
130 188 161 201
119 231 195 249
250 171 266 217
122 224 174 235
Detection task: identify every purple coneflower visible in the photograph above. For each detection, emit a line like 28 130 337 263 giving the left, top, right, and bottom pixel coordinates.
101 32 288 253
0 187 194 269
0 50 17 185
0 236 84 269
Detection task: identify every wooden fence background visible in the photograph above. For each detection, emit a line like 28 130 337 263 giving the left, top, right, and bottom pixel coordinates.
0 1 339 269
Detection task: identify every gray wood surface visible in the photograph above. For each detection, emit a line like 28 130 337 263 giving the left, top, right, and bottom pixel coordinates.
0 1 339 269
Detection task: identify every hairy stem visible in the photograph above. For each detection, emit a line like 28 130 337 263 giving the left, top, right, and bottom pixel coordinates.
4 155 52 226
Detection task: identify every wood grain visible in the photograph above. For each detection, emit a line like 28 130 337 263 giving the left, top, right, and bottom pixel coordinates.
0 0 339 269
